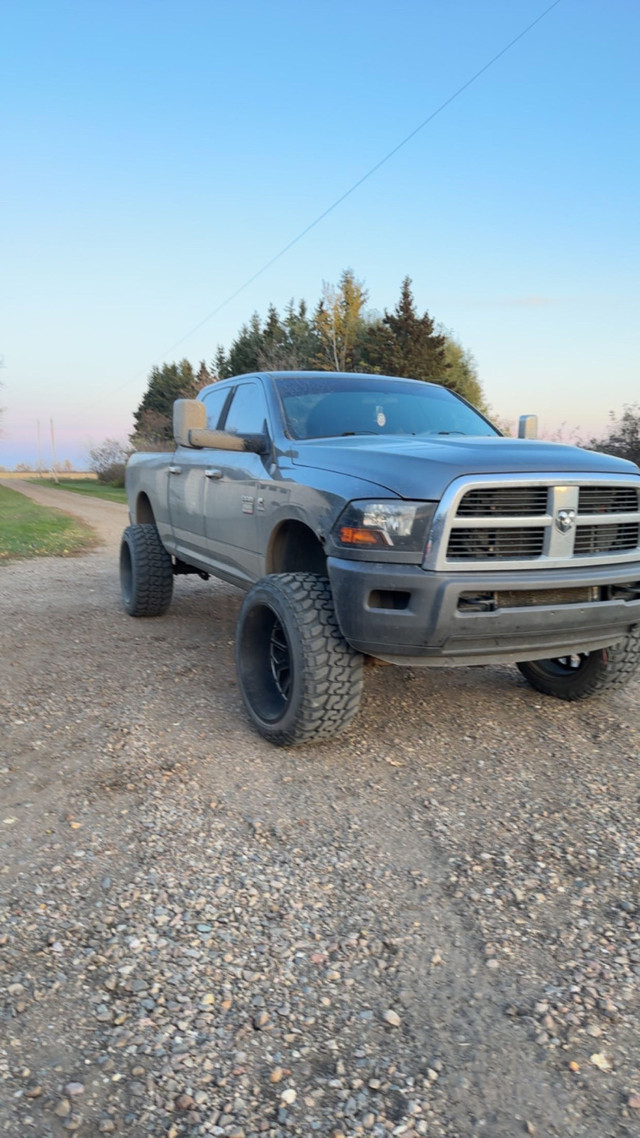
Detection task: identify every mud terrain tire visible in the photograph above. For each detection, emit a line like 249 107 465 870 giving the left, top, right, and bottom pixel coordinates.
517 627 640 700
120 524 173 617
235 573 364 746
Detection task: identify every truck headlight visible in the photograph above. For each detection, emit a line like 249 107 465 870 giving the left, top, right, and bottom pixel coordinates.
333 500 436 552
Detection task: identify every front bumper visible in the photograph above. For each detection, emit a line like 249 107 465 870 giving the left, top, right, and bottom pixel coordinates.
327 556 640 666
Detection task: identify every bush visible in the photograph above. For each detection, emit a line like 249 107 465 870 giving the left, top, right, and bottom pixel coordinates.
98 462 126 486
588 405 640 466
88 439 130 485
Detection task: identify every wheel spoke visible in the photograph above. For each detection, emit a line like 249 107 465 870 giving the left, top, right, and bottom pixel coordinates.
269 620 291 700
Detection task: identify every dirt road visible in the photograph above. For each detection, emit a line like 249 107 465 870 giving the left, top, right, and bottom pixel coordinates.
1 482 639 1137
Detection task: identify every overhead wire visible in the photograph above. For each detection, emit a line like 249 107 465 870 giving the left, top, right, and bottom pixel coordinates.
93 0 562 405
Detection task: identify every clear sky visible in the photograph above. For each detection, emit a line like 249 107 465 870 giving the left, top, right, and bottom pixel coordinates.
1 0 638 468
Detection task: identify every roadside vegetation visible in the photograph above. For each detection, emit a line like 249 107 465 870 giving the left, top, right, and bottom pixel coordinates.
0 485 97 562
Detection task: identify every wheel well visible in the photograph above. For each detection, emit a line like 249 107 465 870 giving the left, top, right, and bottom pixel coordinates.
267 521 327 577
135 493 155 526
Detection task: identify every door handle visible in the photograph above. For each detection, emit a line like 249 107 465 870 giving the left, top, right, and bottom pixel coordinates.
169 466 182 475
205 468 223 480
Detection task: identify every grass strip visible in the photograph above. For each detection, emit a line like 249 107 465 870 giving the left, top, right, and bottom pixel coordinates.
32 478 127 504
0 485 98 562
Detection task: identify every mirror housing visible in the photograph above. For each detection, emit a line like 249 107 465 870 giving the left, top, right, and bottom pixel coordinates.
174 399 206 446
518 414 538 439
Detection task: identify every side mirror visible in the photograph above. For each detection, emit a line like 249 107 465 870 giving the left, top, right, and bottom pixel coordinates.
173 400 270 453
518 414 538 439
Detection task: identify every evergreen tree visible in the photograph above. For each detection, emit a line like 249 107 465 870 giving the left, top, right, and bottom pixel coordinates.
212 345 227 380
256 304 287 369
131 359 199 447
361 277 447 381
196 360 213 388
220 313 263 378
258 299 320 370
285 299 321 367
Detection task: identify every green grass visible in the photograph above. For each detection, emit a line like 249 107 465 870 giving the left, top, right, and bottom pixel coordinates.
33 478 127 504
0 485 98 562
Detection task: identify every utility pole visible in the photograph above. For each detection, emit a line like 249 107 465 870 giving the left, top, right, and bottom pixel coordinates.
50 418 59 483
37 420 42 472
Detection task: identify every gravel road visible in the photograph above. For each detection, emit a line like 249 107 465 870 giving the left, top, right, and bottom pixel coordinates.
1 481 639 1138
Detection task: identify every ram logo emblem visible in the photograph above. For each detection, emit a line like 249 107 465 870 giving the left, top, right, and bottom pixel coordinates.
555 508 576 534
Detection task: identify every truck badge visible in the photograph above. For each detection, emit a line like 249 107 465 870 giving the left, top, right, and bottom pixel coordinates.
555 508 576 534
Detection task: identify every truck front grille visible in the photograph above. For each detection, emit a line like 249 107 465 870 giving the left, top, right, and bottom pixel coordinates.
456 487 548 517
428 474 640 572
447 527 545 560
574 523 639 555
578 486 639 514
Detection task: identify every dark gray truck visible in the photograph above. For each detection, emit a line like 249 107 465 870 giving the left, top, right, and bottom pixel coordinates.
121 371 640 744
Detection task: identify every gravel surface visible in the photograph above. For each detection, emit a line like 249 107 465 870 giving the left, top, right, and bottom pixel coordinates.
1 481 639 1137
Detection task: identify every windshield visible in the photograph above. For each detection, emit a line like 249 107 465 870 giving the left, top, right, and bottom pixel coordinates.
274 374 499 440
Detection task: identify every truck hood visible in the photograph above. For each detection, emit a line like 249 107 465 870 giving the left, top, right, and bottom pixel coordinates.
291 436 640 499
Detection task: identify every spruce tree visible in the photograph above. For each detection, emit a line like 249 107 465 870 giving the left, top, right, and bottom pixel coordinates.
362 277 447 381
131 359 199 446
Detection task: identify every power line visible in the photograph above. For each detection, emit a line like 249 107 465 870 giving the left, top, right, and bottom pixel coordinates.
96 0 562 405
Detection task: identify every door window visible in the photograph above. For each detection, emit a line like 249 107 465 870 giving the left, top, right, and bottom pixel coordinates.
223 383 269 436
201 385 232 429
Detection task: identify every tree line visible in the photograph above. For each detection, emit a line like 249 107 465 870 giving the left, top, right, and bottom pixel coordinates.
131 271 484 449
126 268 640 469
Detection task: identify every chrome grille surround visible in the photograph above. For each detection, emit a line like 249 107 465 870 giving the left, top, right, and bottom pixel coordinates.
424 473 640 572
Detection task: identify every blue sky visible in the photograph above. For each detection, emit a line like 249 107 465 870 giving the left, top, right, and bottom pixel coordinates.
1 0 638 468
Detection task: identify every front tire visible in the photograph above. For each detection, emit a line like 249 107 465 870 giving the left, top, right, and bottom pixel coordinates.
120 524 173 617
517 627 640 700
235 573 364 746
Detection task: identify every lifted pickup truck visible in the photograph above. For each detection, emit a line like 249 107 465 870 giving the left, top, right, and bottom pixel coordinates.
121 371 640 744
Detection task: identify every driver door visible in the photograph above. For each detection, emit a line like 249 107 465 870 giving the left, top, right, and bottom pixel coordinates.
167 383 231 569
204 380 271 583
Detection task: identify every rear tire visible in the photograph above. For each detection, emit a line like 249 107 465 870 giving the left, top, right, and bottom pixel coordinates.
235 573 364 746
120 524 173 617
516 627 640 700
